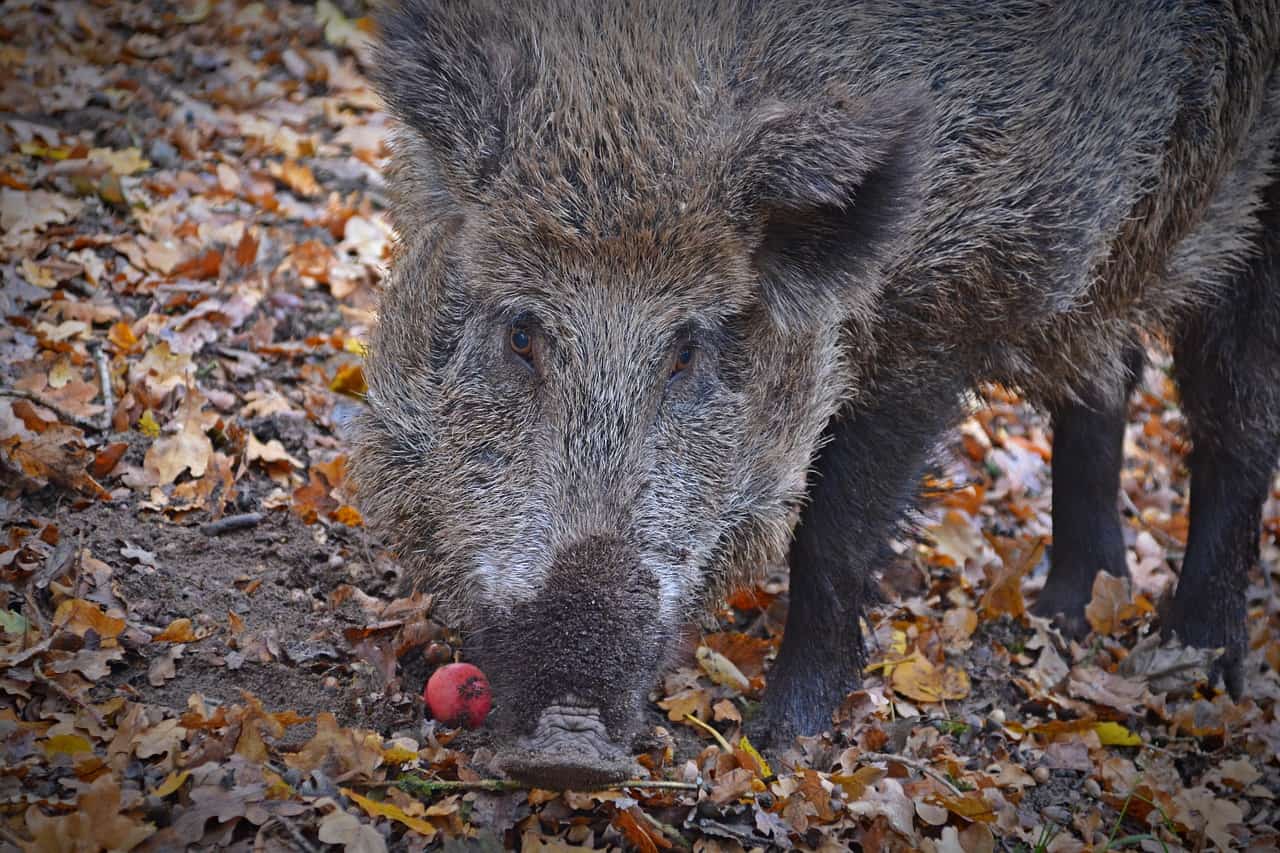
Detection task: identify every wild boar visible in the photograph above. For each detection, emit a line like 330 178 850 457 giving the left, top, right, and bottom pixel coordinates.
352 0 1280 787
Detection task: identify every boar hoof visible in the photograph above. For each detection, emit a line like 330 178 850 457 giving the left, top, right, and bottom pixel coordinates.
1164 606 1246 700
1030 582 1092 639
499 705 639 790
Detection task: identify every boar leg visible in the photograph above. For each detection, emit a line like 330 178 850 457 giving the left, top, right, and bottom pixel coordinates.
761 380 959 740
1034 346 1143 635
1167 179 1280 698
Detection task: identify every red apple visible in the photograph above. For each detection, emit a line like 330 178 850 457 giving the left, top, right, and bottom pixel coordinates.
424 662 491 728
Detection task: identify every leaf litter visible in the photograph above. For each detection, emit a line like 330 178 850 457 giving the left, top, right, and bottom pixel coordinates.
2 2 1279 851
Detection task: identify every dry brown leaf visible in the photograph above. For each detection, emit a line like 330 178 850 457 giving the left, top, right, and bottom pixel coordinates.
656 686 712 723
143 392 212 485
54 598 125 641
979 538 1043 621
285 712 384 782
1084 572 1144 636
23 773 154 851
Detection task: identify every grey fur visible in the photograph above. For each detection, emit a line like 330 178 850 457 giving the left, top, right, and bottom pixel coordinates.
353 0 1280 774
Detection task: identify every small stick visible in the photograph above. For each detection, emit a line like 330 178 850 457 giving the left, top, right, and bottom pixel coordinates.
200 512 264 536
1119 490 1185 555
396 775 701 798
270 815 320 853
91 343 114 432
682 712 733 752
857 751 965 795
637 808 691 850
0 388 102 432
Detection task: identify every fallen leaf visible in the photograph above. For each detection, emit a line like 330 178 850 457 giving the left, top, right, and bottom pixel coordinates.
891 656 970 703
54 598 125 641
317 806 388 853
696 645 750 693
143 392 213 485
1117 632 1219 694
23 772 154 851
343 787 437 840
1085 572 1145 636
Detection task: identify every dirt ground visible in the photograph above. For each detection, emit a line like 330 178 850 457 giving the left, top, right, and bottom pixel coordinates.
3 2 1279 851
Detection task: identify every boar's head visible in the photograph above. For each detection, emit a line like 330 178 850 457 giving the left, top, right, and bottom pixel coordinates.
351 0 926 787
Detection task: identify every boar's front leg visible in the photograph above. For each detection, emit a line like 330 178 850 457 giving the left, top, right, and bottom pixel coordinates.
761 377 961 741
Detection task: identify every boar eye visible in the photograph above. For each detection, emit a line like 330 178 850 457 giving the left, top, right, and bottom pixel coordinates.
670 343 695 377
509 325 534 361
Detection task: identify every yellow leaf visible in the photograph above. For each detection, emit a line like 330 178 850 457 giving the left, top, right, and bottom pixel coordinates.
1093 721 1142 747
381 745 419 765
329 363 367 398
890 656 971 703
150 770 190 798
42 734 93 757
19 141 73 160
89 147 150 176
342 788 437 839
737 735 772 778
138 409 161 438
343 337 368 356
263 769 294 800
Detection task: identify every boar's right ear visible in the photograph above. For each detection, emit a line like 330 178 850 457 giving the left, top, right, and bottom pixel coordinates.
728 90 930 329
372 0 530 219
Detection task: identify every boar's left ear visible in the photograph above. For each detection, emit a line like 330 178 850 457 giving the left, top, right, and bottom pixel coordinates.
727 89 931 329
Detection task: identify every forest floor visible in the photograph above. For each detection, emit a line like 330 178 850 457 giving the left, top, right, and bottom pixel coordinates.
2 2 1279 851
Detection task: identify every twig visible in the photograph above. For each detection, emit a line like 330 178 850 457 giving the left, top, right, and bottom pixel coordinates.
0 387 102 432
200 512 264 536
269 814 320 853
683 712 733 752
91 342 114 432
396 775 701 798
637 808 691 850
1119 490 1185 555
857 751 964 795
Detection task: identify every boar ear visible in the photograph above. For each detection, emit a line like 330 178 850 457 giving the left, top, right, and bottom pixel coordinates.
729 90 930 329
373 1 530 215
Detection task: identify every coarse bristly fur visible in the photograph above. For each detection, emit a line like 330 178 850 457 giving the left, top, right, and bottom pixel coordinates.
351 0 1280 775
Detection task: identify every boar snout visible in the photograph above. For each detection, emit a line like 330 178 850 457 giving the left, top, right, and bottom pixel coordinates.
501 704 638 788
472 536 671 787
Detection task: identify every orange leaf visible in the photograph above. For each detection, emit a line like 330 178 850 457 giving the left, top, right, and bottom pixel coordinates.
171 248 222 280
612 806 670 852
330 363 367 397
107 321 139 353
54 598 125 640
90 441 128 478
152 617 201 643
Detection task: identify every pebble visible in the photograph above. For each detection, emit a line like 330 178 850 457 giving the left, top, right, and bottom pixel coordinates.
148 138 179 169
1033 766 1051 783
1042 805 1071 825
